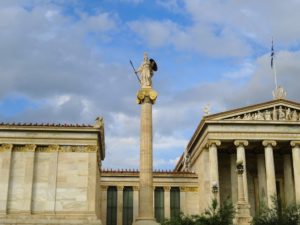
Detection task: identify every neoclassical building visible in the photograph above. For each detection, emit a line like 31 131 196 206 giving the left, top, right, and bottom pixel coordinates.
1 92 300 225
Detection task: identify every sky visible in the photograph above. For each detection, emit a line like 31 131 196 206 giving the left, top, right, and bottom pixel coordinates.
1 0 300 170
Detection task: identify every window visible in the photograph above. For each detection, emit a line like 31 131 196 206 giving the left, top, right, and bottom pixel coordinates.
123 187 133 225
107 186 117 225
155 187 164 223
170 187 180 218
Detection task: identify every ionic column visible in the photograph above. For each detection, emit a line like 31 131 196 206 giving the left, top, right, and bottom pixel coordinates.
117 186 124 225
179 187 186 214
283 154 295 204
0 144 13 215
291 141 300 203
208 140 221 203
135 88 158 225
257 154 267 204
262 140 277 207
101 186 108 225
133 186 139 221
234 140 249 203
164 187 171 219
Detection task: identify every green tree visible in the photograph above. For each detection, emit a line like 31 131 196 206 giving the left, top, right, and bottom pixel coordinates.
162 199 235 225
252 197 300 225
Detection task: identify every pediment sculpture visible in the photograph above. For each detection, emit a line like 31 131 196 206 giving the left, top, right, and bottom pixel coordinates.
226 106 300 121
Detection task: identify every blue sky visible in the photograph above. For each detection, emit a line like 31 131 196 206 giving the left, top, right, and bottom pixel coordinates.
1 0 300 169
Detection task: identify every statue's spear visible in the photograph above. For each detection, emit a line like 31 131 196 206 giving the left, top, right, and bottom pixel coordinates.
129 60 141 84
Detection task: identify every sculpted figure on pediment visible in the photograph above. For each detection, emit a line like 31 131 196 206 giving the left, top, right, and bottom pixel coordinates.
257 111 264 120
278 106 285 120
286 108 291 120
253 113 258 120
265 110 272 120
273 107 277 120
291 110 298 121
245 113 252 120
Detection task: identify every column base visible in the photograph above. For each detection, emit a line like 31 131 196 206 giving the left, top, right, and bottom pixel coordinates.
133 217 159 225
235 202 252 225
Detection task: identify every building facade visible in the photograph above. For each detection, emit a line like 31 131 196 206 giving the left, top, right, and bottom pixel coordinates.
0 118 105 225
1 98 300 225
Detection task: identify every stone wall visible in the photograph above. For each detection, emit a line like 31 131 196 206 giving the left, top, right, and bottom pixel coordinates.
0 124 104 225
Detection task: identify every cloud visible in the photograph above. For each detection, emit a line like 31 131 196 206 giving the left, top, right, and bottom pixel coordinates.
2 0 300 171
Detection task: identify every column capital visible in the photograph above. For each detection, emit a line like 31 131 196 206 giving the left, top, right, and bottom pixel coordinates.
133 186 139 191
117 186 124 191
47 145 60 152
291 141 300 148
234 140 249 147
25 144 37 152
207 140 221 148
136 88 158 104
262 140 277 147
0 143 13 152
163 186 171 191
101 185 108 191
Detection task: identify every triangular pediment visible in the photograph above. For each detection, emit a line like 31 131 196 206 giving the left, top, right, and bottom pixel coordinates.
205 99 300 122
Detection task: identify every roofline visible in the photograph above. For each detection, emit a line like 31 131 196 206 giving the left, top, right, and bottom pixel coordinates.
0 121 106 160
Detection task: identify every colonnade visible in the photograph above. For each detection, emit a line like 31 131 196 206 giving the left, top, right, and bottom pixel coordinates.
207 139 300 208
100 186 185 225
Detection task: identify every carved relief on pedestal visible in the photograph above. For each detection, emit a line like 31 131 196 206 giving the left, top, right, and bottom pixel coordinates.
227 105 300 122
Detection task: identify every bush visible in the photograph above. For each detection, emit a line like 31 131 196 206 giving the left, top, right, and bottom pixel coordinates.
162 199 235 225
252 197 300 225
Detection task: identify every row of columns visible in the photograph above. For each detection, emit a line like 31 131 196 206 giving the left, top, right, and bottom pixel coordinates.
207 139 300 208
101 186 184 225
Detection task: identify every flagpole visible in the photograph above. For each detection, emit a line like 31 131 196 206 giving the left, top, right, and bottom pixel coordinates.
273 57 278 90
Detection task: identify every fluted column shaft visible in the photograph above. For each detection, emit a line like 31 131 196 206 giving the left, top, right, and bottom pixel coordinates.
164 187 171 219
234 140 249 203
139 97 154 219
291 141 300 203
117 186 124 225
263 140 277 207
283 154 295 204
208 140 221 203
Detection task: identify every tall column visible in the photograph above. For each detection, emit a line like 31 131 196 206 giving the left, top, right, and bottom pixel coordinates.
101 186 108 225
257 154 267 204
134 87 158 225
179 187 186 214
0 144 13 215
117 186 124 225
230 154 238 204
262 140 277 207
283 154 295 204
234 140 249 202
291 141 300 204
208 140 221 203
133 186 139 221
164 187 171 219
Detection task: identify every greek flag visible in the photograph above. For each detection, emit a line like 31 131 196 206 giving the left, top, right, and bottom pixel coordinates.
271 40 275 68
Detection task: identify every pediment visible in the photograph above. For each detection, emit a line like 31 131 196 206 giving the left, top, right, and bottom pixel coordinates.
206 99 300 122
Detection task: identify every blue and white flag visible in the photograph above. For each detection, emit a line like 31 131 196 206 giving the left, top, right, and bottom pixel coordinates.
271 40 275 68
